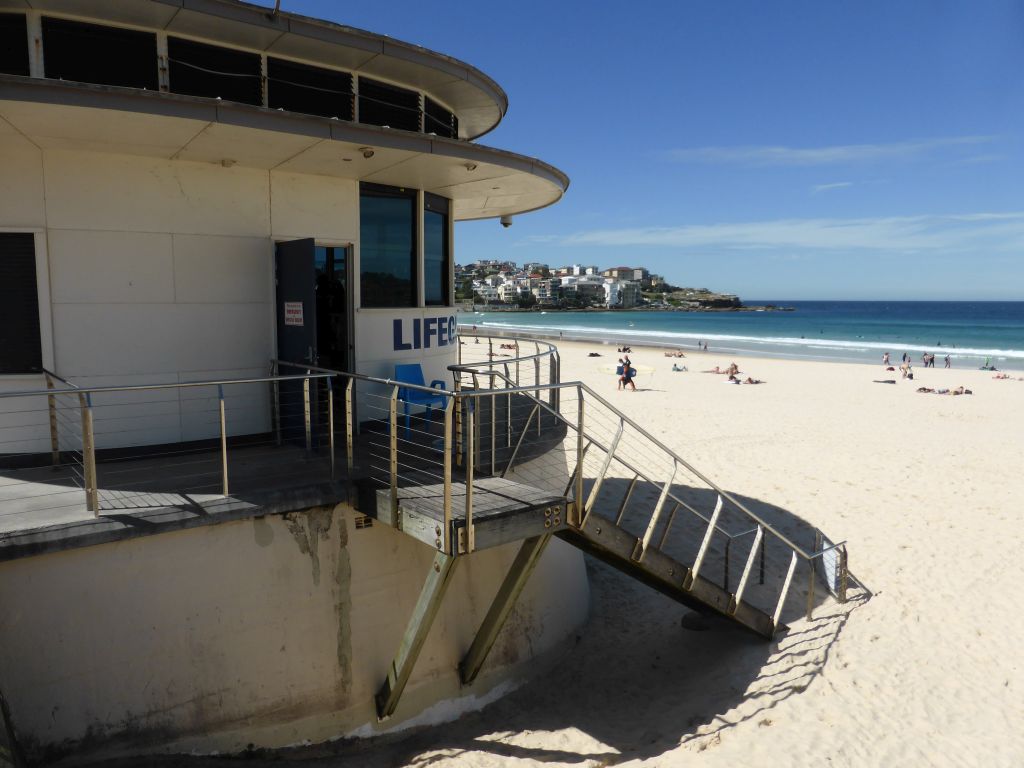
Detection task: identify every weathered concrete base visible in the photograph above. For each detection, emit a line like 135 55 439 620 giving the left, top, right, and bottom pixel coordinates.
0 503 588 765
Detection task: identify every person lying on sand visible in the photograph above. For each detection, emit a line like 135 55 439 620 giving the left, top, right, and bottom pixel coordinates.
918 386 973 395
671 364 687 372
703 366 722 374
664 350 686 358
726 362 740 376
993 373 1011 379
726 374 740 384
743 377 764 384
873 379 897 384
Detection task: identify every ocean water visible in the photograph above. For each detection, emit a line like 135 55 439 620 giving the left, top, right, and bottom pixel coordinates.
460 301 1024 367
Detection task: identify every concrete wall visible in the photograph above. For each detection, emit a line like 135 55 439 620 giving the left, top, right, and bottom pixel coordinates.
0 502 589 764
0 148 460 452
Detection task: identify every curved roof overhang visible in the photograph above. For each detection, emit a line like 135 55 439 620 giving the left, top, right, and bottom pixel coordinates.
0 77 567 221
4 0 508 139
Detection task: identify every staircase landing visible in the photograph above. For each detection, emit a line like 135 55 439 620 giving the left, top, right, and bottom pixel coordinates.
373 477 567 553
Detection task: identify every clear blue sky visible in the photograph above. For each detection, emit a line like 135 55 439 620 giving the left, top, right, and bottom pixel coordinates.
281 1 1023 300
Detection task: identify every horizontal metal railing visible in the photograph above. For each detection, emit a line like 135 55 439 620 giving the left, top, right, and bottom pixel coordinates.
2 338 847 628
440 341 850 627
0 371 336 518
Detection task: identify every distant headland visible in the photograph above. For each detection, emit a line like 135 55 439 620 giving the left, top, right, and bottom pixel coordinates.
456 260 792 312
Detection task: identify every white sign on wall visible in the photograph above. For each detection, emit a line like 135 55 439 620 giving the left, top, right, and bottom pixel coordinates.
283 302 304 326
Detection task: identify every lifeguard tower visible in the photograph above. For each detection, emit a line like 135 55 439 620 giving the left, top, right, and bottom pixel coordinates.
0 2 848 764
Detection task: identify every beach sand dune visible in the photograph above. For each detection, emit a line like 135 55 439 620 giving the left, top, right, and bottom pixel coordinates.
125 340 1024 768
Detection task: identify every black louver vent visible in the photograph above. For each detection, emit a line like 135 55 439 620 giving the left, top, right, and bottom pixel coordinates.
0 14 29 76
42 17 157 89
424 97 458 139
0 233 41 375
168 37 262 106
358 77 421 132
267 57 353 120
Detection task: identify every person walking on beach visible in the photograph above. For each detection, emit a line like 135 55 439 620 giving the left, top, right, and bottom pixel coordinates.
882 352 890 366
703 342 709 352
944 354 951 369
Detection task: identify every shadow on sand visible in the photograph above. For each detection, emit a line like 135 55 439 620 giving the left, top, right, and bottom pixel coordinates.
93 483 869 768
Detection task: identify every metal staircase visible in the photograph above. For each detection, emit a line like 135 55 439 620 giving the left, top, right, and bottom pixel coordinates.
280 339 850 722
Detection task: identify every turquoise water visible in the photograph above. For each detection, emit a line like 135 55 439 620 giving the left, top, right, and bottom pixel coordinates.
460 301 1024 366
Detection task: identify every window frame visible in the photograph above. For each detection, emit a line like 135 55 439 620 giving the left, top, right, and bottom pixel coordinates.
358 183 419 310
423 193 451 307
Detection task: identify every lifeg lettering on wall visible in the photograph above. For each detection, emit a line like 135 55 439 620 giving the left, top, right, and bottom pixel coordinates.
393 316 458 351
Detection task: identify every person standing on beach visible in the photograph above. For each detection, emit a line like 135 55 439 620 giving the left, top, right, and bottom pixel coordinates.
703 342 709 352
945 354 951 369
883 352 890 366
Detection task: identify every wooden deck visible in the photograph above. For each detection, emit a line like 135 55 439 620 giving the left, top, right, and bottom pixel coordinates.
0 391 569 560
372 476 567 553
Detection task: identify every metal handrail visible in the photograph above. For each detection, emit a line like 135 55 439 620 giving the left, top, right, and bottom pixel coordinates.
0 373 334 400
444 373 818 563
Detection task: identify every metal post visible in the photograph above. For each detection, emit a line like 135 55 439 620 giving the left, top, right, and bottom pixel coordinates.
614 475 639 526
808 531 821 619
79 393 98 514
723 538 731 592
574 392 584 526
490 390 496 476
459 534 552 685
773 552 798 630
45 373 59 466
218 385 229 496
657 503 679 550
488 336 493 361
839 545 849 603
465 401 475 552
454 381 463 468
688 495 722 587
303 376 312 452
638 463 677 557
442 397 454 553
806 561 816 620
345 378 354 471
733 526 764 611
583 420 623 525
327 378 336 481
375 551 459 720
271 362 281 446
389 385 399 517
759 533 766 585
549 353 557 409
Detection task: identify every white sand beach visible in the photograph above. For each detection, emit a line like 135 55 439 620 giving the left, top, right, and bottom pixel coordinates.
365 340 1024 767
152 340 1024 768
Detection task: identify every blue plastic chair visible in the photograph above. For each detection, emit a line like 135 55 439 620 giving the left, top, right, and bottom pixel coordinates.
394 364 448 437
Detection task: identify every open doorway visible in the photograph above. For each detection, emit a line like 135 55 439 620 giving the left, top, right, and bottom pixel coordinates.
275 240 353 449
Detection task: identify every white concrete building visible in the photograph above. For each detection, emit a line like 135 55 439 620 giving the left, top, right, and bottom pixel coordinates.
0 2 586 762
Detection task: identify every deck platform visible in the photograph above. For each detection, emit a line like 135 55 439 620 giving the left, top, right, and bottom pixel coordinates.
372 476 567 553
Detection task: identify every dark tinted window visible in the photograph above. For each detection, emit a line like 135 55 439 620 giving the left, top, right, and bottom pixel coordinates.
0 233 41 375
424 194 450 306
42 17 157 89
168 37 261 105
358 77 420 132
0 14 29 76
360 184 416 308
424 97 457 139
267 57 353 120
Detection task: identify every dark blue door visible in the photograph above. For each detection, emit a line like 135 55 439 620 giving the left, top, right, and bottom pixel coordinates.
275 239 317 445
